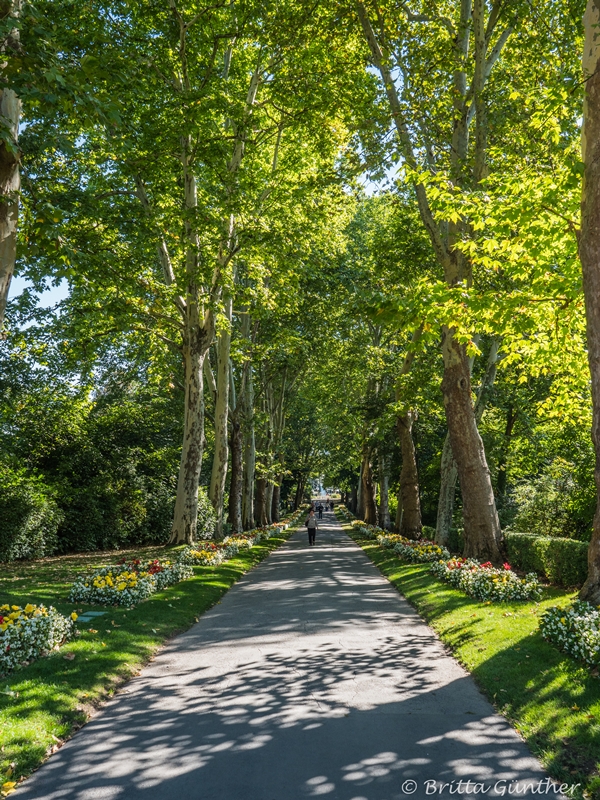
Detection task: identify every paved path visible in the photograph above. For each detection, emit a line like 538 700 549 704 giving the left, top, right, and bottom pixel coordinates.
15 512 551 800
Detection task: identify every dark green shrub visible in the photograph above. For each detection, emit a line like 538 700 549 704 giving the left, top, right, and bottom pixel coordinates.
422 525 436 539
0 462 62 561
505 532 588 587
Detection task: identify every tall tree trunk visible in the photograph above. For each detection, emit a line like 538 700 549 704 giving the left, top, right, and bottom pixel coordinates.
171 321 208 543
265 482 274 524
350 482 358 515
241 316 255 531
171 129 213 544
357 458 365 520
441 333 502 561
271 477 281 522
228 411 243 533
398 411 422 539
209 294 232 539
579 0 600 602
255 478 268 526
360 452 377 525
0 0 21 331
435 435 458 546
377 455 390 530
395 484 403 533
436 338 501 547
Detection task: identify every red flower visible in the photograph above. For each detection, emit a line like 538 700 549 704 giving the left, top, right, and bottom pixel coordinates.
503 562 511 571
481 561 493 569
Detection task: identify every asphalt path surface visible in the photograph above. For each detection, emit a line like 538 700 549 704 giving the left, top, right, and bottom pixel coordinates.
14 511 554 800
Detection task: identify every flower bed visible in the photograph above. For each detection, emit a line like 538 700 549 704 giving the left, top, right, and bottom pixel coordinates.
378 533 451 563
69 558 193 606
350 520 382 538
69 566 156 606
1 603 75 675
178 541 236 566
540 601 600 666
430 557 541 602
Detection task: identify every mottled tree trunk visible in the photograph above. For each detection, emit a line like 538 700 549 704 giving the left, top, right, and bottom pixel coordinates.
209 294 232 539
395 484 403 533
398 411 422 539
579 0 600 603
378 453 391 530
271 477 281 522
241 316 255 531
0 0 21 331
171 323 208 544
435 434 458 546
265 482 273 525
441 333 502 561
255 478 268 526
436 338 501 547
360 452 377 525
228 412 243 533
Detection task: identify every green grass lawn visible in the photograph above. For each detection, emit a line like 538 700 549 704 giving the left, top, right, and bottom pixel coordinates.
346 525 600 800
0 530 293 789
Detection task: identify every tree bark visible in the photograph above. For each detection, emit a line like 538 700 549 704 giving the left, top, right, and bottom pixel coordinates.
398 411 422 539
271 477 281 522
435 435 458 546
441 333 502 561
395 484 403 533
0 0 21 331
436 338 500 545
209 294 232 539
241 316 255 530
171 128 213 544
579 0 600 603
171 320 209 543
359 451 377 525
228 410 243 533
377 453 391 530
255 478 268 526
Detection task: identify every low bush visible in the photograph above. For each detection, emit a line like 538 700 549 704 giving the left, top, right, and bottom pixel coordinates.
540 601 600 666
0 603 74 675
505 532 588 587
431 557 541 602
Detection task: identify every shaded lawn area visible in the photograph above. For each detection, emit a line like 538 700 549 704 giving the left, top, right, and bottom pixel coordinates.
0 531 293 786
347 527 600 799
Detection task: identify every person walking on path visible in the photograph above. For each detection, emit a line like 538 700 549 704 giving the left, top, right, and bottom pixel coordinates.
305 509 318 546
317 503 323 520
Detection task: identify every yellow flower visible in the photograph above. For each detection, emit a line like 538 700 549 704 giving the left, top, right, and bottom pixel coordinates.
560 617 566 624
116 582 127 591
11 605 19 611
24 603 35 614
71 612 78 621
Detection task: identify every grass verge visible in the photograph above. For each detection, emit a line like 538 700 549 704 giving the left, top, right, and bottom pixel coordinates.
346 525 600 800
0 530 293 787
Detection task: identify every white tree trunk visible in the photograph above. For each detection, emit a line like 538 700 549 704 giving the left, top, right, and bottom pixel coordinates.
209 293 232 538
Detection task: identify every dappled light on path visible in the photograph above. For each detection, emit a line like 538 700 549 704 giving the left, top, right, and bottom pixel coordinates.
14 513 550 799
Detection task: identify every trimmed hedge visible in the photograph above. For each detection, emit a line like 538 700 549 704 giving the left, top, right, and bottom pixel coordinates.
505 532 588 588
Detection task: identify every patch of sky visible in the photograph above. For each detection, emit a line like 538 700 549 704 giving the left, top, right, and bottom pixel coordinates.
8 275 70 309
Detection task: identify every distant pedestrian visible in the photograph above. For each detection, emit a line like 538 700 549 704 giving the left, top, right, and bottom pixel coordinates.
317 503 323 519
305 509 318 546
